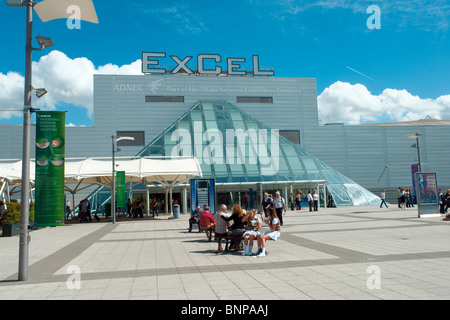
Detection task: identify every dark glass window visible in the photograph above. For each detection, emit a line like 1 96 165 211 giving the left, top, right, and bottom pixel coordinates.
145 96 184 103
280 130 300 145
116 131 145 146
236 96 273 103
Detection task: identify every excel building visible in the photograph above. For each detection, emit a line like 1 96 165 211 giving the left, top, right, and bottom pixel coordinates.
1 52 449 209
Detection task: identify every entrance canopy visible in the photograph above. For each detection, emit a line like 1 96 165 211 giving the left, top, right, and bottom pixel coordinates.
0 156 202 197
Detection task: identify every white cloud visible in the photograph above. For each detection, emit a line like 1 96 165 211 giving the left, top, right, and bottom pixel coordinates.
0 50 141 120
318 81 450 125
0 71 25 119
2 52 449 126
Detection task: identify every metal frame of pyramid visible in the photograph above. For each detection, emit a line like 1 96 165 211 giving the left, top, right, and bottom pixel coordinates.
132 100 380 207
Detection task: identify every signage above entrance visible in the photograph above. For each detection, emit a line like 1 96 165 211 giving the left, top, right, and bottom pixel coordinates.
142 52 274 77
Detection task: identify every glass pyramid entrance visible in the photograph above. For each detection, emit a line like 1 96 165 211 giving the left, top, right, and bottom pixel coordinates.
133 100 379 206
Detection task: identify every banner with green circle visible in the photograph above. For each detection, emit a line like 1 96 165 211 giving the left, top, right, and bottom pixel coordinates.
35 111 65 227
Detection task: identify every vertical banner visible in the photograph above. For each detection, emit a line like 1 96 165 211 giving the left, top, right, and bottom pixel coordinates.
411 164 419 204
116 171 126 208
416 173 438 205
415 172 440 218
35 111 65 227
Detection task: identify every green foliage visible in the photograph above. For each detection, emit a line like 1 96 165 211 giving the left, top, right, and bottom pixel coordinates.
1 202 35 225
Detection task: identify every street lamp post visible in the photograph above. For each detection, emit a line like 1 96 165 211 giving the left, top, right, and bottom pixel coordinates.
111 136 134 224
18 0 34 282
407 133 422 172
8 0 98 281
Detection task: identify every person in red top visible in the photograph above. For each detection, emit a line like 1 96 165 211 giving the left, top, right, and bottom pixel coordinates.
199 205 215 229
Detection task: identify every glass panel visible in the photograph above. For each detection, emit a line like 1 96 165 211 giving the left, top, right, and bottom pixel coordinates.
282 144 299 157
321 169 342 184
230 111 243 121
327 184 353 206
336 171 355 184
301 157 319 171
202 102 214 110
360 186 382 205
190 111 203 121
276 155 290 176
177 121 190 131
203 110 216 121
204 121 218 131
286 156 303 171
213 163 228 177
232 121 246 130
344 184 368 206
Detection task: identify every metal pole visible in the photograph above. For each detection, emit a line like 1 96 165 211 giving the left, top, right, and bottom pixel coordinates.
18 1 33 282
416 134 421 172
111 136 116 223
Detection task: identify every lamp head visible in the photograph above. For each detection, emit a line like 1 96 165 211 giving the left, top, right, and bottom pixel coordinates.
6 0 23 7
35 88 48 98
36 35 54 50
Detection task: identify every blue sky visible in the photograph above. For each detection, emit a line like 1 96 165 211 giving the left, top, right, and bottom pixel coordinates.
1 0 449 126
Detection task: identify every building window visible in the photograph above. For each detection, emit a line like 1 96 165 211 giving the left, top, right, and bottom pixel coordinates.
116 131 145 146
145 95 184 103
280 130 300 145
236 96 273 103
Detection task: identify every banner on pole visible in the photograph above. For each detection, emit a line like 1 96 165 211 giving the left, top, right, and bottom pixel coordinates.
35 111 65 227
116 171 126 208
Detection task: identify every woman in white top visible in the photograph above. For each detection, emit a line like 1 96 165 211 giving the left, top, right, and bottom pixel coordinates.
241 209 261 256
256 207 280 257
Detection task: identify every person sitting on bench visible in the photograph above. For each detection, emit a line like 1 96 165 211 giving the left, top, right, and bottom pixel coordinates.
221 204 246 251
189 206 201 232
241 209 261 256
214 204 230 251
199 205 215 236
256 207 280 257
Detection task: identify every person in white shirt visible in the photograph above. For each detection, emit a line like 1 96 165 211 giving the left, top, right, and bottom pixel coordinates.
313 190 319 211
380 189 388 208
214 204 230 251
255 207 280 257
307 191 313 212
272 192 286 226
241 209 261 256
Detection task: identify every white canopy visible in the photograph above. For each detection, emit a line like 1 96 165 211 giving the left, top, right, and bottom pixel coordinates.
64 156 202 189
0 156 202 193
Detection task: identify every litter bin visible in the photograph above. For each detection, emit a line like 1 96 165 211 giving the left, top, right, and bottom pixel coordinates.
173 204 180 219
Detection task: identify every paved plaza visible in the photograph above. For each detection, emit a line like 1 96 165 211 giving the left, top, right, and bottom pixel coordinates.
0 205 449 301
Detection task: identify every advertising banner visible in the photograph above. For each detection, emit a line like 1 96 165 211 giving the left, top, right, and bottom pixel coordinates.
35 111 65 227
116 171 126 208
415 172 440 218
416 173 438 205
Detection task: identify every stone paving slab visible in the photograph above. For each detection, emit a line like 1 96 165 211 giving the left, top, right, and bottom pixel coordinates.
1 205 449 302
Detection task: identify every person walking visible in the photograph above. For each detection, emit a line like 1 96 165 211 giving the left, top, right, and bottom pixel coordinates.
380 189 388 208
273 192 286 226
261 192 272 217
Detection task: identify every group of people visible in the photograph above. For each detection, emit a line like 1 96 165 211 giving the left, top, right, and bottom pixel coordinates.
126 197 145 219
262 192 287 225
380 188 417 209
397 187 415 210
189 203 281 257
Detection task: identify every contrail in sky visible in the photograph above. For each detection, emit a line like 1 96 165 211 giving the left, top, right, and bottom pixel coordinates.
345 66 377 82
